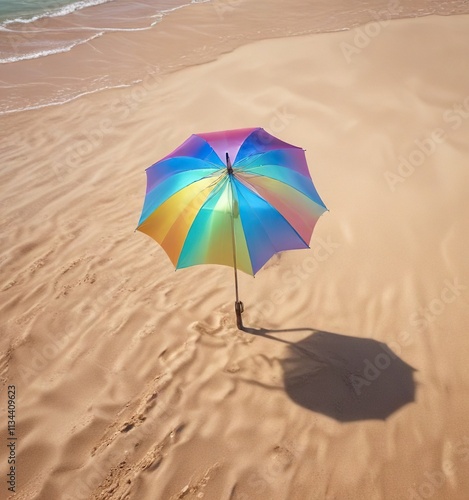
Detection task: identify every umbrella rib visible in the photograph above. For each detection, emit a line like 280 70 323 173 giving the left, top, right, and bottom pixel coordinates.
233 147 304 171
138 173 223 228
233 179 311 269
236 185 286 266
229 179 262 273
145 166 226 201
235 174 324 235
173 175 241 272
233 153 325 198
235 170 327 210
237 162 316 186
145 155 224 172
233 129 300 164
206 171 227 190
145 168 220 196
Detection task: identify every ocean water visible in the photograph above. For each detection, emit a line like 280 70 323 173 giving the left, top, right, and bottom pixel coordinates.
0 0 209 114
0 0 201 62
0 0 468 116
0 0 89 22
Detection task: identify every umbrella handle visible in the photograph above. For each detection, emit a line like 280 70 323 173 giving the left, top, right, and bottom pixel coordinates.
235 301 244 330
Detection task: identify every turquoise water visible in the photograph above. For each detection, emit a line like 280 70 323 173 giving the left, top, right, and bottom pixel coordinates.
0 0 203 114
0 0 110 24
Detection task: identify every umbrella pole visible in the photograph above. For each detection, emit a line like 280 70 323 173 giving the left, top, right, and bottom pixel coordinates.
227 152 244 330
233 255 244 330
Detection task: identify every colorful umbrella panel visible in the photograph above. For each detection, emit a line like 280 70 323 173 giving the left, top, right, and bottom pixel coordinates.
137 127 327 277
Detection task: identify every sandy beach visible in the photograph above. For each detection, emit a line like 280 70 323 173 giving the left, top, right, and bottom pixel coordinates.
1 1 469 499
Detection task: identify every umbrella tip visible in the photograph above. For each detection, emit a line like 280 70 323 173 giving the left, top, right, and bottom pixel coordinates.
226 152 233 174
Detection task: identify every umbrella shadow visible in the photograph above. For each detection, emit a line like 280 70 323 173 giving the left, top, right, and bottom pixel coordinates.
242 327 417 421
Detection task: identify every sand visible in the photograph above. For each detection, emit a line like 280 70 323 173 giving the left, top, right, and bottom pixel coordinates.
1 5 469 500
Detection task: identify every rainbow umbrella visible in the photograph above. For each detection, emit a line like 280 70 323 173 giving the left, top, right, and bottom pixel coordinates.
137 128 327 329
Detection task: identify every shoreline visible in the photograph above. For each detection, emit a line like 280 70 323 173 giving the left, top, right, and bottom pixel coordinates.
2 0 469 117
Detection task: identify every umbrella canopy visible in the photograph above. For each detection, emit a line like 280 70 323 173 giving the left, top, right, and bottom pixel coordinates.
137 127 327 327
